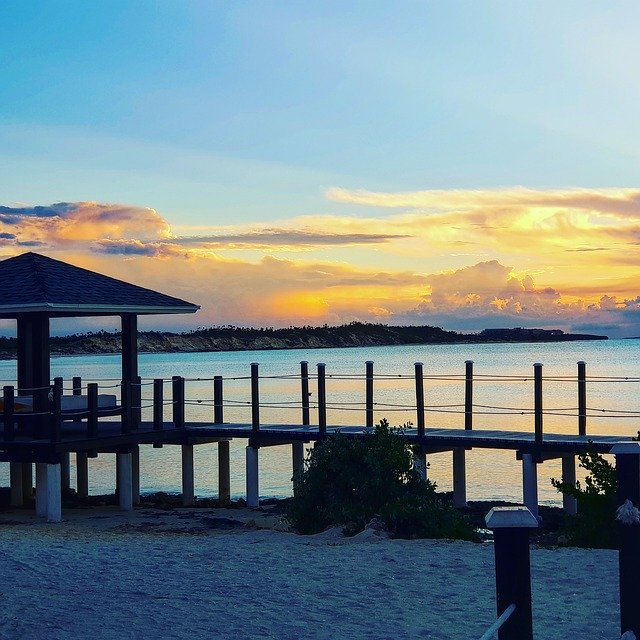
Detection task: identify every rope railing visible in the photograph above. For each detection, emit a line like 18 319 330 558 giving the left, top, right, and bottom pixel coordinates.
479 603 516 640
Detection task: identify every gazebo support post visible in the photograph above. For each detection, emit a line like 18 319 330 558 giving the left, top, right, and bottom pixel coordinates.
60 454 71 492
116 452 133 511
35 462 47 517
21 464 32 502
246 446 259 508
182 444 195 506
46 464 62 522
10 462 24 506
76 451 89 498
132 445 140 506
218 441 231 501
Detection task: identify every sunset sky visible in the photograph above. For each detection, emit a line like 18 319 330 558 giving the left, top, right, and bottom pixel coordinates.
2 2 640 337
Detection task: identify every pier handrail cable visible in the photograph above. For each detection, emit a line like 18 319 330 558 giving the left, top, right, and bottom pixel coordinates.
478 603 516 640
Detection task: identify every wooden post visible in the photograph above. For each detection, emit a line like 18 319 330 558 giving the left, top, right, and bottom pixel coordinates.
181 444 195 506
213 376 223 424
577 361 586 436
21 463 32 503
533 363 543 446
131 445 140 506
76 451 89 498
292 442 304 479
116 452 133 511
60 453 71 493
50 377 62 443
465 360 473 430
453 448 467 507
72 376 82 396
121 379 132 434
10 462 23 507
414 362 425 441
300 361 310 426
246 445 259 508
317 363 326 438
250 363 259 434
611 442 640 638
153 379 163 430
561 454 577 515
46 464 62 522
521 453 539 520
131 375 142 430
365 360 374 429
87 383 98 438
172 376 185 429
35 462 47 517
3 385 15 441
485 506 538 640
218 440 230 501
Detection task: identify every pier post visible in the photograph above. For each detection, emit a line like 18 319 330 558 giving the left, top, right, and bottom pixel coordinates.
577 361 587 436
300 361 310 426
218 440 231 501
172 376 185 429
181 444 195 506
317 363 327 438
414 362 425 442
365 360 374 429
246 446 259 508
35 462 47 517
251 363 260 434
533 363 543 446
452 448 467 507
21 463 32 502
292 442 305 479
521 453 539 520
213 375 224 424
131 445 140 506
46 464 62 522
76 451 89 498
10 462 24 506
465 360 473 430
60 454 71 492
486 506 538 640
116 452 133 511
413 450 427 481
611 442 640 638
561 454 577 515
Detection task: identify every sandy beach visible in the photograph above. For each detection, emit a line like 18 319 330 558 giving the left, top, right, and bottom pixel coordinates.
0 506 619 640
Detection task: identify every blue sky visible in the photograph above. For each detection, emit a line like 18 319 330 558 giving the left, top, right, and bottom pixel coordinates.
2 2 640 335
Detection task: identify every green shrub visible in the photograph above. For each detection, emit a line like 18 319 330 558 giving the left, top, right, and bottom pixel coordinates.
287 419 476 540
551 442 617 548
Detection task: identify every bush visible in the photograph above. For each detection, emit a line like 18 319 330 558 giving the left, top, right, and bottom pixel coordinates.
551 442 617 548
287 419 476 540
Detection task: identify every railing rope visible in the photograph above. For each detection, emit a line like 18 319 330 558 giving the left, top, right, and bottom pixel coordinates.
478 603 516 640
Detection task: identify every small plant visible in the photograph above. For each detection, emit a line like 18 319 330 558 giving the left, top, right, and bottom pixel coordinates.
287 419 476 540
551 442 617 548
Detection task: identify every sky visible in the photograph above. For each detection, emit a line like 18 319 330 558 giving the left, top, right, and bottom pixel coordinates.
2 1 640 337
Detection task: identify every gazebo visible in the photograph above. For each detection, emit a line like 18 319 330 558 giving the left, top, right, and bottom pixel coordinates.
0 252 199 520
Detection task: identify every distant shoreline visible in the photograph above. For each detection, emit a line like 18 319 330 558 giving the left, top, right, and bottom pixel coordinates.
0 322 609 360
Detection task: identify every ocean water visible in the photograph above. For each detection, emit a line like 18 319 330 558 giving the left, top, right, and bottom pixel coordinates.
1 339 639 506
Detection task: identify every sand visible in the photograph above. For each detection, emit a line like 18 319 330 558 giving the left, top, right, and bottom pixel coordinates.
0 507 620 640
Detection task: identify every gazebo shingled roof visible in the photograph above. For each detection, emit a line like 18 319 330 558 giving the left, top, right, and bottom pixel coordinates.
0 252 199 317
0 252 200 393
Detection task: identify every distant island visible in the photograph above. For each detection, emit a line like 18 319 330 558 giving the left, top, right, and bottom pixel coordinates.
0 323 608 359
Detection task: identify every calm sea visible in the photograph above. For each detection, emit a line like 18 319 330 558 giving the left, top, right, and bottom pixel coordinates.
2 339 639 506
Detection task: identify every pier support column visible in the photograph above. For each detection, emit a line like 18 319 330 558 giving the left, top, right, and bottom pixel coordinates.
132 445 140 506
181 444 195 507
116 453 133 511
218 441 231 501
46 464 62 523
10 462 24 506
521 454 539 520
21 463 33 501
60 453 71 492
453 448 467 508
76 452 89 498
246 446 259 508
561 454 578 516
292 442 304 479
413 450 427 481
35 462 47 517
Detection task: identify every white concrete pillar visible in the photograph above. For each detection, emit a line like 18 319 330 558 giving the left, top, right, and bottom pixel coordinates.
60 453 71 492
452 448 467 508
246 446 259 508
76 451 89 498
218 440 231 501
9 462 24 507
181 444 195 506
132 445 140 506
561 454 578 516
35 462 48 517
46 464 62 523
116 453 133 511
522 453 539 520
413 451 427 481
292 442 304 479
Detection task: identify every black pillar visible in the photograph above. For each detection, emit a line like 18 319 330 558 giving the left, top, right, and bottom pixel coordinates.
121 314 139 382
